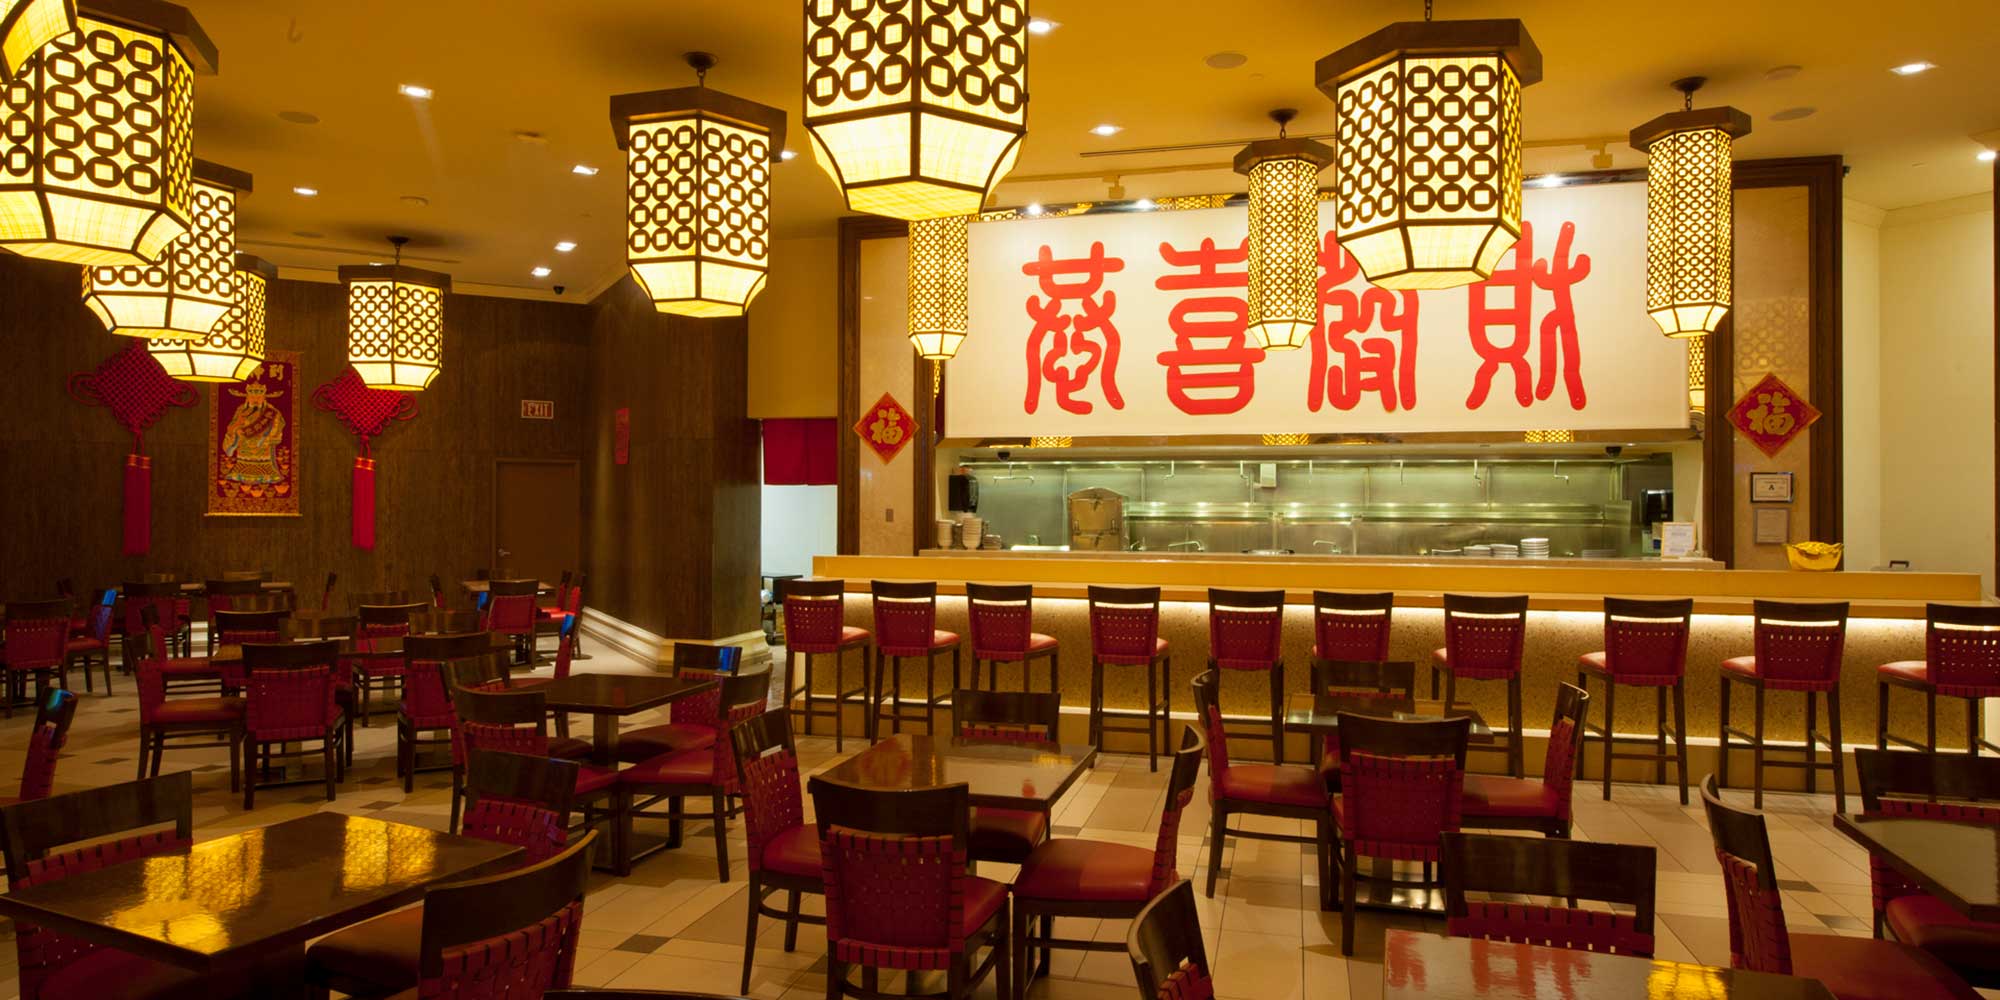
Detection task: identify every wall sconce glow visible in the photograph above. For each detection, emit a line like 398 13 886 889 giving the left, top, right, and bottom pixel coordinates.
83 160 249 341
1317 14 1540 289
0 0 214 266
148 253 273 382
1630 78 1750 338
1235 109 1332 351
803 0 1027 220
612 52 786 318
341 236 449 391
0 0 76 80
907 214 969 360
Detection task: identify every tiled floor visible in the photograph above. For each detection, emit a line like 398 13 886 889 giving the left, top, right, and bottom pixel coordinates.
0 642 1949 999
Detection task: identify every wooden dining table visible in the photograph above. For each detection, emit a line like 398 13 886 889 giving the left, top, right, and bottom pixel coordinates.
1834 813 2000 922
1381 929 1835 999
0 812 520 999
1282 692 1494 742
459 578 555 596
209 631 516 667
812 732 1098 811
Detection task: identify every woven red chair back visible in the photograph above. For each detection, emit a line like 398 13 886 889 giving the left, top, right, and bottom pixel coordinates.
16 830 191 1000
1158 961 1215 1000
1441 599 1527 681
1147 736 1205 897
967 587 1034 659
740 746 805 875
1603 602 1691 683
1447 902 1652 956
416 898 584 1000
1192 674 1231 784
460 799 569 866
785 593 849 653
551 616 576 681
2 608 68 671
670 667 721 726
872 585 940 656
1208 590 1283 669
1313 607 1391 662
1926 604 2000 695
822 826 966 965
19 722 64 801
462 720 548 759
1718 852 1791 975
246 665 337 741
403 660 459 726
1340 752 1463 861
84 600 115 643
1541 716 1581 818
486 593 538 634
1090 587 1161 664
1751 603 1847 691
120 591 179 638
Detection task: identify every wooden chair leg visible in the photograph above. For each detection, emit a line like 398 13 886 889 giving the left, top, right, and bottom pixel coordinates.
1751 685 1767 809
1970 696 1983 757
1340 843 1359 955
136 728 149 781
1804 688 1819 794
1205 806 1226 897
1654 686 1668 785
784 890 802 951
1147 656 1161 772
1269 664 1285 765
1010 902 1029 1000
244 741 258 810
322 739 337 802
1087 659 1103 751
1877 680 1891 750
1718 677 1733 790
891 655 905 736
1673 680 1690 805
1828 688 1846 815
713 790 731 882
1925 690 1938 754
1508 674 1524 778
1601 675 1616 800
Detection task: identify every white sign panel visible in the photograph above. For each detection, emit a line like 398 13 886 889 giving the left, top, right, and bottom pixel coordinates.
948 182 1688 438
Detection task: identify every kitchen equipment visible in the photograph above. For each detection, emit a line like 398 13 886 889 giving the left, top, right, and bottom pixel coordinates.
1067 487 1126 552
948 470 979 512
1520 537 1550 559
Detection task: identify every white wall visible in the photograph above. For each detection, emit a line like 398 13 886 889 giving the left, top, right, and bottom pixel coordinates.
1842 202 1885 572
761 484 838 579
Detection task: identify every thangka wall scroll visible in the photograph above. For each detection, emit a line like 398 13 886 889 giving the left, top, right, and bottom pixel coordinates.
207 351 301 516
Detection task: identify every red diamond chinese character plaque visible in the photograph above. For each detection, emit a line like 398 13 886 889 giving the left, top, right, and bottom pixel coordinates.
1726 373 1820 458
854 392 917 465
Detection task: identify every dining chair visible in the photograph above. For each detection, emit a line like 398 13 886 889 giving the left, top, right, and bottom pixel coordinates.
1331 711 1472 954
1013 727 1205 995
133 608 242 791
487 578 543 663
1309 659 1417 792
731 711 826 995
536 570 578 651
1854 747 2000 983
953 687 1062 865
239 640 345 808
1701 773 1979 999
782 578 871 751
1191 670 1329 899
318 571 337 611
808 778 1011 1000
501 613 583 738
399 633 503 798
541 572 589 658
1878 604 2000 757
120 579 185 662
1441 831 1658 955
202 577 267 656
0 689 77 807
967 581 1060 695
1460 681 1589 839
617 667 771 878
3 600 70 715
1206 587 1287 764
1310 591 1395 664
1087 585 1171 771
306 751 585 999
454 686 609 844
1126 880 1212 1000
1433 594 1530 778
1578 597 1693 804
0 772 198 1000
403 831 597 1000
870 580 961 738
1718 600 1851 813
213 608 290 689
616 641 743 762
62 589 116 695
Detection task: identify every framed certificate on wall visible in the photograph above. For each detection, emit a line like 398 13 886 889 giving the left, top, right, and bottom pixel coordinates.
1749 472 1794 503
1753 507 1791 545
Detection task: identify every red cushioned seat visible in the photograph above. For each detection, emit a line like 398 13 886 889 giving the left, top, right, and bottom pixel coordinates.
762 822 822 879
614 721 716 763
1432 646 1449 664
1578 651 1608 671
1720 655 1760 680
151 697 244 725
1026 633 1058 653
548 736 593 760
618 747 713 785
1013 838 1155 902
307 906 420 991
1102 636 1170 666
1879 660 1932 685
969 806 1047 860
65 637 106 654
1460 773 1560 818
880 629 960 654
1316 751 1340 787
1789 931 1981 1000
41 946 231 1000
836 626 870 646
574 764 621 796
1887 894 2000 976
959 876 1008 936
1215 764 1326 810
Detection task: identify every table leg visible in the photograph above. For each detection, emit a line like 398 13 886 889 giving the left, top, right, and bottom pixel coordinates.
593 713 619 767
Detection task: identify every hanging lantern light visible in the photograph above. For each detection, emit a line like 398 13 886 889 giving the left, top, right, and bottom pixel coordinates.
0 0 213 265
612 51 786 319
0 0 76 80
802 0 1028 220
82 158 244 340
1631 77 1750 339
340 236 449 392
147 252 271 382
1235 109 1332 351
1315 2 1539 289
1686 335 1707 413
908 213 969 360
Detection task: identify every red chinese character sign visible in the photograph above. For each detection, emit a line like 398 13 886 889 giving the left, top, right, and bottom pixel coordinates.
67 341 198 555
1725 373 1819 458
312 366 419 549
208 352 302 518
947 182 1687 438
854 392 916 464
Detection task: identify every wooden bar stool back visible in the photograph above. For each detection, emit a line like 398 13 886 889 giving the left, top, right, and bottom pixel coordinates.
1577 597 1693 803
1087 585 1171 771
967 582 1059 695
1717 600 1850 813
1434 594 1530 778
782 578 870 751
870 580 961 738
1878 603 2000 757
1311 591 1393 663
1206 588 1287 764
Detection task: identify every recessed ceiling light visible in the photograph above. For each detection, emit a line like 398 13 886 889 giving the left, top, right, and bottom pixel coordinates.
398 84 434 100
1890 61 1935 76
1534 174 1566 188
1133 198 1156 210
1769 106 1816 121
1024 203 1044 216
1027 17 1057 34
292 185 318 197
1204 51 1248 70
1090 123 1122 137
400 195 429 207
554 241 577 253
572 164 599 176
1980 150 1999 163
780 149 797 161
277 110 319 125
531 266 552 278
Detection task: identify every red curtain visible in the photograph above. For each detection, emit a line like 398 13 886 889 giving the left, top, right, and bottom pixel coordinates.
122 453 150 555
762 418 836 486
352 457 376 550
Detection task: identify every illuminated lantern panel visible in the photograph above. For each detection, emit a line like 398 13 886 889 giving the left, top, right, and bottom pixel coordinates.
803 0 1027 220
1317 19 1540 290
0 0 76 80
340 264 449 392
1686 334 1707 412
1235 136 1332 351
149 252 271 382
83 159 244 340
0 1 212 265
907 213 969 360
613 83 785 318
1631 105 1750 338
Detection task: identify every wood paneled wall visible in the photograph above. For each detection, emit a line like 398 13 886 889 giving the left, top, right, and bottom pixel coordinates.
0 252 590 600
581 275 761 641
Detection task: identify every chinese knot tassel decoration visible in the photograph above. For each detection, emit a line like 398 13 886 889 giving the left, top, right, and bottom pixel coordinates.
67 342 198 556
351 456 377 550
312 367 417 550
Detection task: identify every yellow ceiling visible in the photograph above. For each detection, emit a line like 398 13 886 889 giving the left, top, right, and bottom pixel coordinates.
188 0 2000 301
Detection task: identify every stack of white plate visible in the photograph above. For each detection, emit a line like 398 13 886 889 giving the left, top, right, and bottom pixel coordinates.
956 515 985 548
1490 543 1520 559
1464 544 1493 557
1520 537 1551 559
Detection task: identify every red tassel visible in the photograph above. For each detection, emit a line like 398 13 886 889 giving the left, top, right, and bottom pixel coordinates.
352 456 376 550
122 454 151 555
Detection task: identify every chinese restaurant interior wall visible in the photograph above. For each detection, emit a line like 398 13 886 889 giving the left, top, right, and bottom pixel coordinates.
856 237 915 555
1729 187 1815 570
582 275 762 643
748 237 838 419
1877 192 1995 593
0 253 590 597
1841 202 1885 573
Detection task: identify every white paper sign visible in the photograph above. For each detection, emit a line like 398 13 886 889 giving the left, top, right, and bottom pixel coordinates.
948 182 1688 438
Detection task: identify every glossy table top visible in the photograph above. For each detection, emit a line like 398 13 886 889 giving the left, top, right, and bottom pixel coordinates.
813 733 1097 810
1835 814 2000 921
460 579 555 594
0 812 520 973
210 632 514 665
1283 693 1493 742
531 672 717 715
1382 930 1834 1000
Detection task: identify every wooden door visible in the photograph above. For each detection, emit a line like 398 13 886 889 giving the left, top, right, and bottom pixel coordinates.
494 460 580 586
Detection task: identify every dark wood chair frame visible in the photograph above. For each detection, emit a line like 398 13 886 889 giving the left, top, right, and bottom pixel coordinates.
869 580 961 739
618 668 772 878
398 634 504 792
353 601 429 725
1126 880 1209 1000
411 831 597 995
1205 588 1288 765
1191 670 1331 900
731 711 828 996
1470 681 1590 839
1308 659 1418 793
1577 597 1693 805
781 578 871 752
1333 711 1472 954
4 599 72 711
1435 594 1530 779
63 587 118 696
453 686 616 849
1878 604 2000 757
966 582 1060 695
488 578 545 664
202 577 268 656
1440 831 1658 952
134 607 242 792
0 771 194 885
239 640 347 809
1086 585 1171 772
1717 600 1850 814
1854 746 2000 944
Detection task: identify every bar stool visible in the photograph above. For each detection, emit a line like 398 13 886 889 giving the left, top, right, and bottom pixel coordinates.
1432 594 1529 778
1877 603 2000 756
1576 597 1692 804
1086 585 1171 771
966 582 1059 695
1311 590 1393 663
1206 588 1287 765
1717 600 1849 813
781 579 870 751
868 580 959 738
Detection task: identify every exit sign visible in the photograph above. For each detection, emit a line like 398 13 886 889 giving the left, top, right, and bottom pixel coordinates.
520 400 554 420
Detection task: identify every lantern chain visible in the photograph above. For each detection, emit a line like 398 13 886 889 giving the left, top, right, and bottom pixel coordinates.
1423 0 1433 21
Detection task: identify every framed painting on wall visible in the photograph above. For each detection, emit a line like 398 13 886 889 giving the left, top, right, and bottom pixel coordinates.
206 350 302 516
